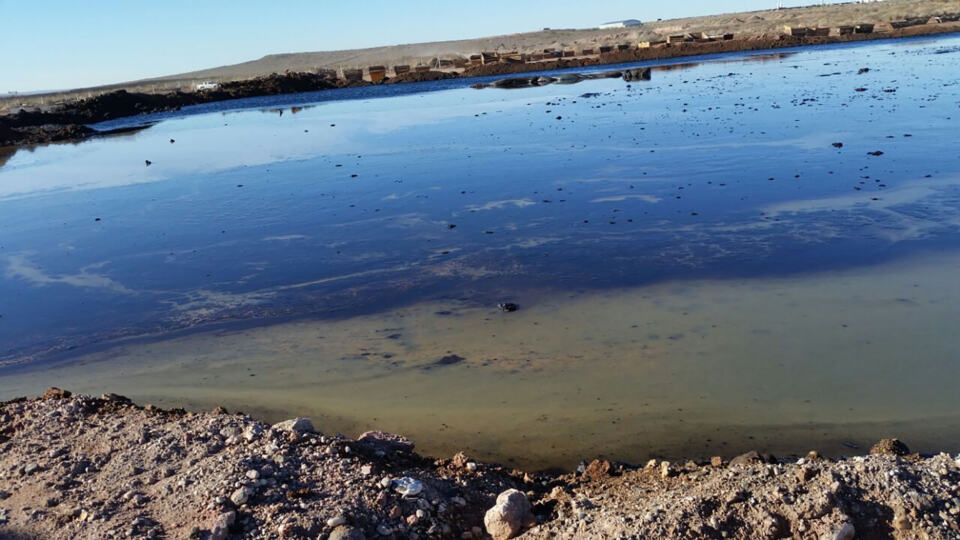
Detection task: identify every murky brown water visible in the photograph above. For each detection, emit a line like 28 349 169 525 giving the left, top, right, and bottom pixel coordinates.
4 250 959 469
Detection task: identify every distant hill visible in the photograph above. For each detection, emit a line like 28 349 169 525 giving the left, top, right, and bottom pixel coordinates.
1 0 955 107
148 0 953 82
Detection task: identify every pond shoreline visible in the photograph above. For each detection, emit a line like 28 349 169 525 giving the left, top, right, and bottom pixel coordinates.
1 389 957 539
2 21 958 149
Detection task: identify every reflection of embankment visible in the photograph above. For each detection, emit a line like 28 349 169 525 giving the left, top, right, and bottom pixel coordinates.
650 52 795 72
0 147 15 168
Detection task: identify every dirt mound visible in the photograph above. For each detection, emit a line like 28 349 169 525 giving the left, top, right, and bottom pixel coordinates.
0 390 531 539
2 390 960 539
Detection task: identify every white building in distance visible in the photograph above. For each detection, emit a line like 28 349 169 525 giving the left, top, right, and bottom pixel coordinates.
598 19 643 29
194 81 219 91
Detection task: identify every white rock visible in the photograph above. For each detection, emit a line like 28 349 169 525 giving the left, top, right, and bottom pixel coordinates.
484 489 535 540
823 523 855 540
272 418 315 433
243 424 263 441
393 477 423 497
327 515 347 527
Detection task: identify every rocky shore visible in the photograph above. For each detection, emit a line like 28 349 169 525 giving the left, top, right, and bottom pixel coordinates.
0 72 372 148
2 389 959 539
2 20 958 150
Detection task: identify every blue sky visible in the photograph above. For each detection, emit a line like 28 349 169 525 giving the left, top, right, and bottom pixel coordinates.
2 0 831 92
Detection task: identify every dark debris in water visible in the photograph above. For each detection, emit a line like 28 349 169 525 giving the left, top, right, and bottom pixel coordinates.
931 46 960 55
498 302 519 312
423 354 466 370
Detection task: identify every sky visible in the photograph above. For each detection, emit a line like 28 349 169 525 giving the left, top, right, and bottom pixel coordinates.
2 0 835 92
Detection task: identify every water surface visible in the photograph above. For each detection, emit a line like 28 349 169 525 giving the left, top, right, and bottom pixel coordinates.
2 36 960 469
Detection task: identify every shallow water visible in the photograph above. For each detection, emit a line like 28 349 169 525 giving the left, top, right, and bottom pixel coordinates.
2 36 960 469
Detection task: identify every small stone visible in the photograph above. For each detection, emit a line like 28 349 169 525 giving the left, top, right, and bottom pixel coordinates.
272 418 315 433
358 431 414 453
869 438 910 456
730 450 775 467
892 511 912 531
484 489 535 540
230 487 252 506
660 461 672 478
23 462 40 475
242 424 263 441
43 387 72 400
278 522 298 538
327 515 348 528
329 526 366 540
583 459 612 480
210 511 236 540
466 462 478 472
393 477 423 497
823 522 855 540
710 456 723 467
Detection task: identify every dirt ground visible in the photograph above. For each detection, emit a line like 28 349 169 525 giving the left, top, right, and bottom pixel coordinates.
2 390 959 539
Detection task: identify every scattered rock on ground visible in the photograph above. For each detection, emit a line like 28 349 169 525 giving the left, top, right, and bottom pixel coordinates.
4 390 960 539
